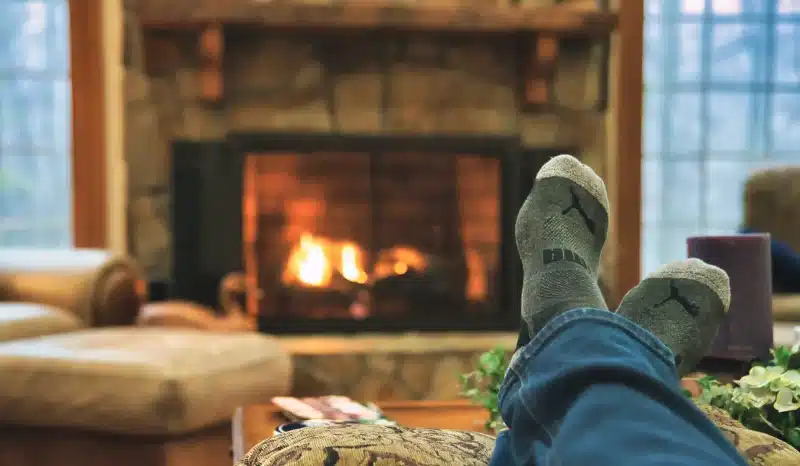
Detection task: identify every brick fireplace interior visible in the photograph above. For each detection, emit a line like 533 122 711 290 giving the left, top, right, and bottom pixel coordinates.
171 134 563 333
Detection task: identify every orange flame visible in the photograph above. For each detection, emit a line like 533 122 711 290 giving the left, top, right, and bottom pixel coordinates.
282 235 487 302
282 233 368 288
340 243 368 284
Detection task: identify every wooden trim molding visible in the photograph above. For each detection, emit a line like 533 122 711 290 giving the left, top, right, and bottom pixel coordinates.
609 0 644 304
69 0 108 248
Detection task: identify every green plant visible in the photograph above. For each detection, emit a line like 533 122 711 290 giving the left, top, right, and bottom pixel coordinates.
459 347 509 433
698 344 800 449
462 344 800 450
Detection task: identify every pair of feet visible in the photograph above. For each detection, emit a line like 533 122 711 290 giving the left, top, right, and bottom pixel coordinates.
517 155 730 376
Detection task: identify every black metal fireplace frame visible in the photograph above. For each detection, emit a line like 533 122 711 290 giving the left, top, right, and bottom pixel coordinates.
171 132 570 334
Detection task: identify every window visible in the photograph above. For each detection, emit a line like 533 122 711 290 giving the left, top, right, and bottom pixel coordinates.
0 0 71 247
643 0 800 275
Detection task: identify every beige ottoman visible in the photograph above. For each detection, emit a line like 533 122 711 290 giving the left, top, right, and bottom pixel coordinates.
0 327 292 466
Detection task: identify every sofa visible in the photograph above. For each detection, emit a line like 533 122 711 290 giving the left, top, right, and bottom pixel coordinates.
743 166 800 323
235 402 799 466
0 249 292 466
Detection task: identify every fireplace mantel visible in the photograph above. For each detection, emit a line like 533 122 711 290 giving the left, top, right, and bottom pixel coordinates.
134 1 617 105
137 1 617 36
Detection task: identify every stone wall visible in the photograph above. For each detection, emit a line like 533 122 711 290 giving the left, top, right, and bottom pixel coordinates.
123 1 612 282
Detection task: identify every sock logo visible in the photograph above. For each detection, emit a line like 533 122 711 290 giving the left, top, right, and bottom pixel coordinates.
542 248 588 270
655 280 699 317
562 186 596 234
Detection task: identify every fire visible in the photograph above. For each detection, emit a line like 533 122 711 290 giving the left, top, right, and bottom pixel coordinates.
373 247 425 282
283 233 368 288
295 234 332 286
340 243 368 284
282 234 487 302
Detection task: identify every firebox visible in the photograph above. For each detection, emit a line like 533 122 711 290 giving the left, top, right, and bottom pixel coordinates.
171 133 566 334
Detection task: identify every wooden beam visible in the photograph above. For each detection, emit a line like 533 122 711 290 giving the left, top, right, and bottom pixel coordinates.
608 0 644 305
70 0 108 248
136 1 618 36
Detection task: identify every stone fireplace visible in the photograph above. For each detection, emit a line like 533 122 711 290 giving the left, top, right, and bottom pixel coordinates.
124 1 617 335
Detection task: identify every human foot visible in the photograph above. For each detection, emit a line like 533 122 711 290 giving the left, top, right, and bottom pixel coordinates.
616 258 730 376
516 154 610 341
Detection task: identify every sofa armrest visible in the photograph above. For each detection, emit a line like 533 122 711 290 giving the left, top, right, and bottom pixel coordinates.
0 303 83 342
772 294 800 322
0 249 145 326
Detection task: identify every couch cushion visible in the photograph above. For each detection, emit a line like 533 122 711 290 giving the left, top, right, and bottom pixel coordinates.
0 303 83 342
238 407 800 466
0 328 291 435
237 423 495 466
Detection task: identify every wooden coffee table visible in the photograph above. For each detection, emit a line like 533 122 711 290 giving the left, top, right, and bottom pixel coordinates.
231 400 489 462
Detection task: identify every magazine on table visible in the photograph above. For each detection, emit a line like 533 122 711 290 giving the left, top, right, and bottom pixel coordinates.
271 396 396 434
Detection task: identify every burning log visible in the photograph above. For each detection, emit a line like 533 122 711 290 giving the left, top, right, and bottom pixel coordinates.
272 234 469 319
370 253 464 318
279 286 361 319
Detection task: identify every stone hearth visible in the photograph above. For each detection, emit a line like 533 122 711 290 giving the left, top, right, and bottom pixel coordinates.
283 326 800 400
281 332 517 400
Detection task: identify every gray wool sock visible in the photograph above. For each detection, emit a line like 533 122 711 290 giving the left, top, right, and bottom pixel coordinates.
617 258 731 376
517 154 610 336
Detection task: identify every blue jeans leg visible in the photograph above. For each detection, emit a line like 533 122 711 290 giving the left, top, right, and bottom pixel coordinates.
490 308 747 466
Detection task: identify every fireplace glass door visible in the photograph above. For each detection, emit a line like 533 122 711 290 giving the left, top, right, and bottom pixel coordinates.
243 151 501 327
168 134 551 333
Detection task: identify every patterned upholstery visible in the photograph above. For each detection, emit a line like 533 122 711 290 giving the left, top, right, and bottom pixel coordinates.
237 404 799 466
237 423 494 466
695 403 799 465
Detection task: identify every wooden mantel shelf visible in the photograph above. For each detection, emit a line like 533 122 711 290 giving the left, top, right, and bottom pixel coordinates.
138 1 618 37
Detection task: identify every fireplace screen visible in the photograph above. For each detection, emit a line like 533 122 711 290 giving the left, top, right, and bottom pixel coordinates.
169 134 561 333
242 152 501 324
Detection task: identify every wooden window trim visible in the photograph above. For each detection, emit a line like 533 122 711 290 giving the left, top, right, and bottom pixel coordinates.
608 0 644 305
69 0 107 248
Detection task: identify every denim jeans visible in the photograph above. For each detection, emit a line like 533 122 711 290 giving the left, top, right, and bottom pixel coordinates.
489 308 747 466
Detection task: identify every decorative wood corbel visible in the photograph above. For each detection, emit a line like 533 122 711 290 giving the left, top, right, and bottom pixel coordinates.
198 24 224 102
524 34 560 108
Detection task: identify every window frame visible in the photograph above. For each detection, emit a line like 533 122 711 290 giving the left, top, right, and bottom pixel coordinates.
608 0 645 305
69 0 107 248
